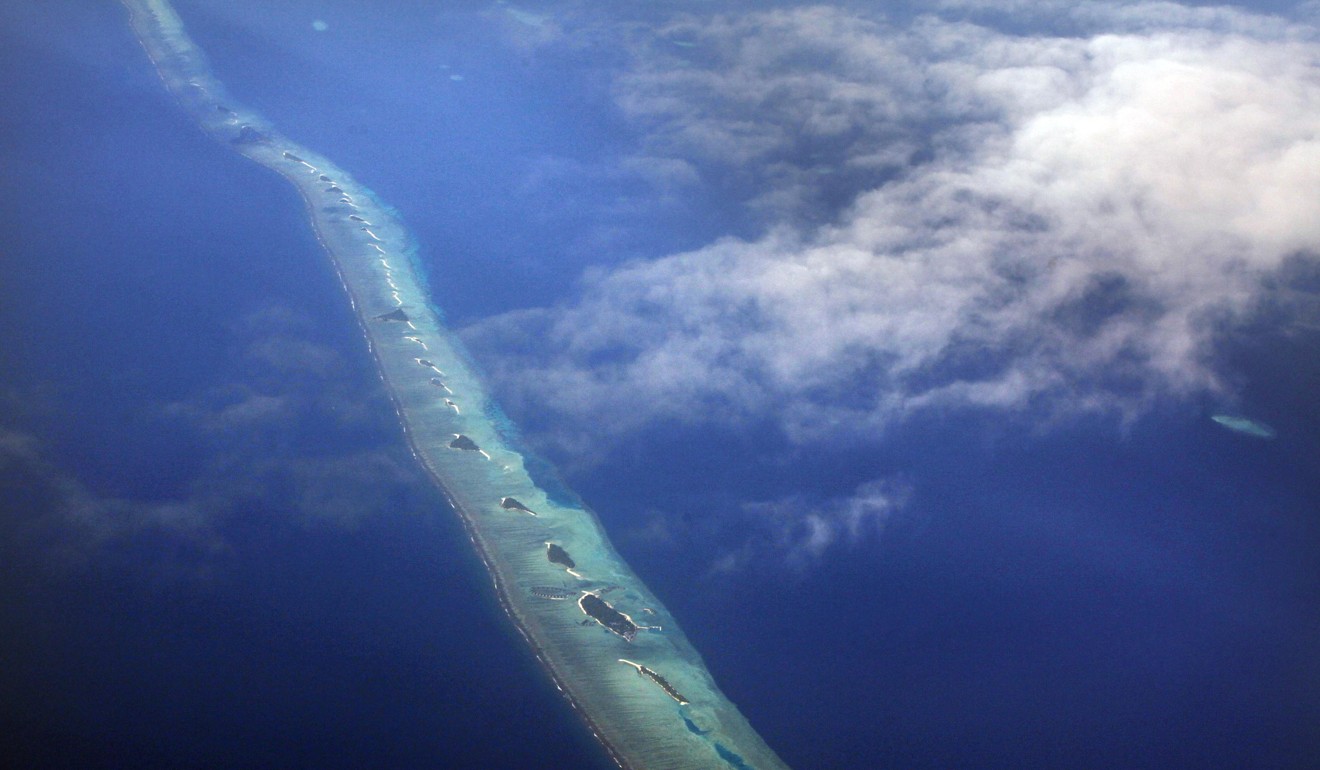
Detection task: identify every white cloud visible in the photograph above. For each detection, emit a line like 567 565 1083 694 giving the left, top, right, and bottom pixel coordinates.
467 3 1320 449
623 477 907 576
710 478 908 574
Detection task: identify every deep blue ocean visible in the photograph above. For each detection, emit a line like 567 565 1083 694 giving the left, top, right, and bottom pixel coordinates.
3 2 1318 769
1 3 609 768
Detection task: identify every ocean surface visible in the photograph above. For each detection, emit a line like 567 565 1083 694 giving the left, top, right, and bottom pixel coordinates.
1 3 609 767
4 2 1319 768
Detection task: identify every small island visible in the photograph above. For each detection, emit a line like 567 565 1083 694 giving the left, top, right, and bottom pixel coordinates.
374 308 410 322
281 150 304 162
619 659 690 705
1211 413 1277 439
529 586 575 600
546 543 576 569
448 434 481 452
579 593 638 642
500 497 537 516
230 125 268 145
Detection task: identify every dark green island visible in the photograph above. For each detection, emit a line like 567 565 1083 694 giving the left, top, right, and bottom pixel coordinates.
546 543 575 569
448 434 481 452
620 659 690 705
579 593 639 642
500 497 537 515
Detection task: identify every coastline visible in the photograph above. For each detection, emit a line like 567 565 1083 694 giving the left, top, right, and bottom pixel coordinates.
278 114 636 769
120 1 790 767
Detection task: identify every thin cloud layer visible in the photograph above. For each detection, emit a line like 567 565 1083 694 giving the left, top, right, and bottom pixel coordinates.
0 308 427 581
0 425 225 578
721 479 908 573
622 477 908 576
470 3 1320 446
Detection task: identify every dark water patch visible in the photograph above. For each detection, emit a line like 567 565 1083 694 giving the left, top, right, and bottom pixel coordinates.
715 742 753 769
521 449 584 510
682 713 709 735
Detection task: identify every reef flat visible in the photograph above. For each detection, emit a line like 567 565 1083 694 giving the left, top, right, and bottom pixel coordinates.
121 1 789 768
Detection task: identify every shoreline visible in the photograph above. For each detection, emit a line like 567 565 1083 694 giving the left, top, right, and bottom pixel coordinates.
120 2 791 767
269 108 633 770
288 160 639 770
239 156 634 770
118 9 629 766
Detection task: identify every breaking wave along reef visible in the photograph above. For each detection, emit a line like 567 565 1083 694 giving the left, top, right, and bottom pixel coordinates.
123 1 790 768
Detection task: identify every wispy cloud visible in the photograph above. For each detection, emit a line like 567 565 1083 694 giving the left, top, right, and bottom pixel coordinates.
0 307 426 581
0 425 226 578
467 3 1320 453
627 478 909 577
725 478 909 572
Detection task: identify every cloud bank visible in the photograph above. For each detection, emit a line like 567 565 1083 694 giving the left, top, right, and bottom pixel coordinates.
469 2 1320 448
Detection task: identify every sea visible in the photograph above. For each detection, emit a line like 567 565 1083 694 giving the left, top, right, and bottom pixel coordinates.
3 2 1318 768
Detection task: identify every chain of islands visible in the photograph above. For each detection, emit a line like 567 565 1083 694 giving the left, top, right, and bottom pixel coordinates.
121 1 791 768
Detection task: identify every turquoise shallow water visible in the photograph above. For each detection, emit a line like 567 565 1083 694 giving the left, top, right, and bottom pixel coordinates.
122 1 789 767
